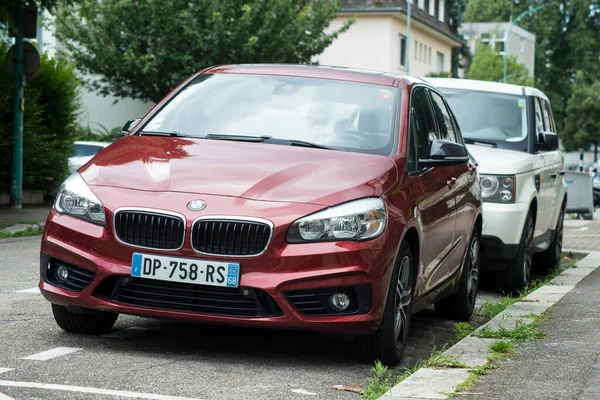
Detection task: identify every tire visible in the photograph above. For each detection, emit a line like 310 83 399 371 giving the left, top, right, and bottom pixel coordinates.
52 304 118 334
435 226 480 321
535 202 565 273
355 241 414 366
499 210 534 294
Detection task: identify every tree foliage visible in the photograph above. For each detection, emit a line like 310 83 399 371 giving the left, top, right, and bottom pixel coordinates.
468 43 533 86
561 71 600 152
446 0 472 77
1 0 73 32
0 41 81 193
55 0 352 103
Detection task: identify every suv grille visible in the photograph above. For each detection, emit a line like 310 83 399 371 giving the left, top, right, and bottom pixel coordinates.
93 277 282 317
114 210 185 250
191 219 271 256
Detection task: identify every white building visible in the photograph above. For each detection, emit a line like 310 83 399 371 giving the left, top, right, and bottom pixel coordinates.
460 22 536 77
317 0 462 77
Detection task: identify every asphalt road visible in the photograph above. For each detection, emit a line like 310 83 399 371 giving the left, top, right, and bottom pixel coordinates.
0 236 498 400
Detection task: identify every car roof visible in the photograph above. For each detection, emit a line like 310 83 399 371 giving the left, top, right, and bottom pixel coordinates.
425 77 548 101
73 141 112 147
203 64 431 88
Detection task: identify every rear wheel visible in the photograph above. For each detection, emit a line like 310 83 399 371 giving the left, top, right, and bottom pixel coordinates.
355 242 414 366
435 226 480 321
535 202 565 273
52 304 118 334
499 210 534 294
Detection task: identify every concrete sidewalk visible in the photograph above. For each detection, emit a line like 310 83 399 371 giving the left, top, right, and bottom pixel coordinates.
458 262 600 399
564 210 600 251
0 205 51 229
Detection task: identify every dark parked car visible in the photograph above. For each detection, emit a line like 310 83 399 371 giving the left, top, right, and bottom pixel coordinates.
41 65 482 365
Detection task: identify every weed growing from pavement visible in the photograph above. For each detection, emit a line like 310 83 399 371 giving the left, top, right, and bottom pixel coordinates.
488 340 514 355
454 322 476 340
0 226 43 239
476 320 545 341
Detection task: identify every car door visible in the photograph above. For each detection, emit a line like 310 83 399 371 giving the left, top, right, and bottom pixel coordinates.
541 98 562 218
429 90 475 275
532 96 552 236
409 87 457 294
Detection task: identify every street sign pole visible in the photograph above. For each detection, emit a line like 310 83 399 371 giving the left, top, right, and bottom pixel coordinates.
11 0 24 209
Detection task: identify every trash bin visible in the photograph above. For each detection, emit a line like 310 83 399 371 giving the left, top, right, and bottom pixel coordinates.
565 171 594 219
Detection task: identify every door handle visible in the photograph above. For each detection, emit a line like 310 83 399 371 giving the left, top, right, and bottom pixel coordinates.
447 177 457 187
551 173 558 179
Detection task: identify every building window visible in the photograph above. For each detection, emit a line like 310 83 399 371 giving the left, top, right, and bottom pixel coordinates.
399 34 407 67
438 0 444 22
415 40 418 59
495 31 505 39
418 0 425 9
436 51 444 73
428 47 432 64
434 0 440 19
425 0 430 15
480 33 490 43
495 41 505 54
419 42 423 61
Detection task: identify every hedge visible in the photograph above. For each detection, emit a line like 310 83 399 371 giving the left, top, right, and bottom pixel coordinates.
0 40 81 195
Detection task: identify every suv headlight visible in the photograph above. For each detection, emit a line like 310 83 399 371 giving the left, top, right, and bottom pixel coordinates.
480 174 516 203
287 198 387 243
54 173 106 225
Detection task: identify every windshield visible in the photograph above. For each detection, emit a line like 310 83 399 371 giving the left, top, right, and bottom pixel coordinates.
141 74 399 156
72 144 104 157
442 89 529 151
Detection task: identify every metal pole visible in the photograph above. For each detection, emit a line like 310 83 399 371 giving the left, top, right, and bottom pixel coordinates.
11 0 24 209
406 0 412 75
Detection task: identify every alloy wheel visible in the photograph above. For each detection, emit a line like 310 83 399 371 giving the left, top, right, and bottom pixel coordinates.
394 256 412 348
523 217 534 285
467 236 479 307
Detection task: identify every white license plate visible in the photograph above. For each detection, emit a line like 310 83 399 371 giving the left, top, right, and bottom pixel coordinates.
131 253 240 288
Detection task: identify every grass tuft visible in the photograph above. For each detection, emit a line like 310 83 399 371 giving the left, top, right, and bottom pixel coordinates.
489 340 514 354
454 322 476 341
477 320 545 341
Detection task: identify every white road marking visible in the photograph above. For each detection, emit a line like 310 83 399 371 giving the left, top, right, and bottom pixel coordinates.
102 327 148 339
0 370 12 376
0 381 202 400
291 388 317 396
23 347 82 361
15 287 40 294
0 392 15 400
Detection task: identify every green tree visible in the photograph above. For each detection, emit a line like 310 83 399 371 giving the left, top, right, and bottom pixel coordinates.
55 0 352 104
464 0 512 23
1 0 74 32
562 71 600 160
468 44 533 86
446 0 472 77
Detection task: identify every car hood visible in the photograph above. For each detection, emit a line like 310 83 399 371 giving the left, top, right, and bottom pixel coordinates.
79 136 397 206
467 144 542 175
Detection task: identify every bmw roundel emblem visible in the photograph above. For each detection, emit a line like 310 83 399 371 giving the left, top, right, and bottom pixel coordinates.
188 200 206 212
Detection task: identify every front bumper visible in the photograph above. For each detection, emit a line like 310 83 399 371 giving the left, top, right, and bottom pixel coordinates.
40 193 401 335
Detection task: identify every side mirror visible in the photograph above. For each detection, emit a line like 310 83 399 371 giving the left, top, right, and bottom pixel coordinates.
536 131 559 151
120 118 142 137
419 139 470 168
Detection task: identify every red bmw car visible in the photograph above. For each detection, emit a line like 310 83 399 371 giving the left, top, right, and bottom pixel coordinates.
41 65 482 365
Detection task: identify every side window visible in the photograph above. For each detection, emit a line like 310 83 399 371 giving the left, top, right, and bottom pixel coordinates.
534 97 544 133
542 100 555 133
429 91 458 143
410 88 438 167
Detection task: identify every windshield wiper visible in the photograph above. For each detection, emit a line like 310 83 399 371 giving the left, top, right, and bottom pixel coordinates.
204 134 337 151
140 131 187 137
463 138 497 148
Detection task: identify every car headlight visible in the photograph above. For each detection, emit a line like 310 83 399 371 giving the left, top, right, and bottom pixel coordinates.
54 173 106 225
480 175 516 203
287 198 387 243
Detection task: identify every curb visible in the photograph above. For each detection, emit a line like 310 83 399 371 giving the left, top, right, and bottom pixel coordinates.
384 250 600 399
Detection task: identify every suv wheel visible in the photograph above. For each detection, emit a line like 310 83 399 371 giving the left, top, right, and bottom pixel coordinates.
52 304 118 334
535 202 565 273
500 210 534 293
355 241 414 366
435 226 480 321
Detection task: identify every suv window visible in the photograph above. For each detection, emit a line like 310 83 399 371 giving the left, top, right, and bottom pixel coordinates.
541 99 554 133
409 87 438 169
430 91 458 143
534 97 544 133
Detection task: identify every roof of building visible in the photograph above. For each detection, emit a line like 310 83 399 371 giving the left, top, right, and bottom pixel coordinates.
425 77 548 100
339 0 460 45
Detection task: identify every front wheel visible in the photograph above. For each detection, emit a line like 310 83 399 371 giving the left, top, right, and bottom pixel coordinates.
499 210 534 294
435 226 480 321
535 202 565 273
52 304 118 334
355 241 414 366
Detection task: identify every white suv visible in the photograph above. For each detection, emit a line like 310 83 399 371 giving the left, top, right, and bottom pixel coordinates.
428 78 566 292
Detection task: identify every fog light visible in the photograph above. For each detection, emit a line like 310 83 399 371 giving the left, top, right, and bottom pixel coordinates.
500 190 513 202
56 265 69 283
330 293 350 311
